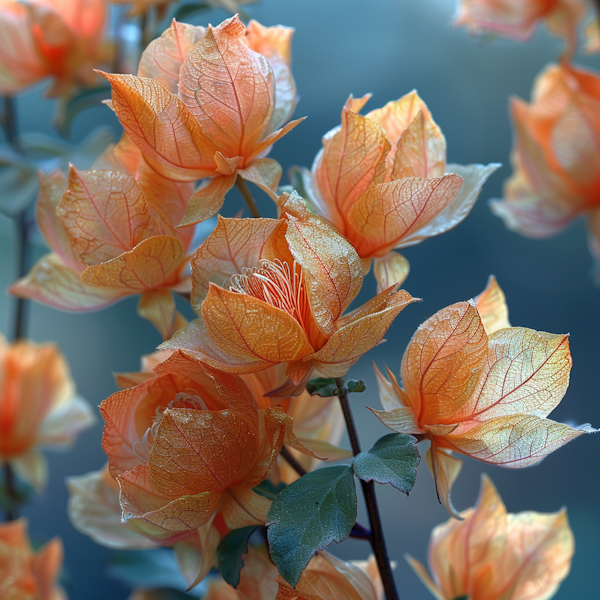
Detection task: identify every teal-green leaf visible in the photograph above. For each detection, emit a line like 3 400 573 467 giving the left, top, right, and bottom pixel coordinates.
253 480 286 501
352 433 420 494
346 379 366 393
452 596 469 600
306 377 338 397
217 526 260 588
266 465 357 586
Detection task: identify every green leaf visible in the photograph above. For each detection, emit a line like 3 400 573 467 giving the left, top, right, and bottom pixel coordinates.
452 597 469 600
306 377 338 397
253 480 286 501
0 476 34 512
266 465 357 586
352 433 420 495
217 526 260 588
346 379 366 393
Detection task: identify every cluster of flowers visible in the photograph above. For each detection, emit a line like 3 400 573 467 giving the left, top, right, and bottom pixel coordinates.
0 0 597 598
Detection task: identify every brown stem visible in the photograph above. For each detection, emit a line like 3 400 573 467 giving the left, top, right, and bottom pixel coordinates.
594 0 600 20
279 444 372 541
336 379 400 600
235 176 261 218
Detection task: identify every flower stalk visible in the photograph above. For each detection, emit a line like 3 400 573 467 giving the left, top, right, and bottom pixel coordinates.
236 176 261 218
336 379 400 600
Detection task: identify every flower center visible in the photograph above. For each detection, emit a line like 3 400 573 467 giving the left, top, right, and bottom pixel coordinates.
133 390 208 463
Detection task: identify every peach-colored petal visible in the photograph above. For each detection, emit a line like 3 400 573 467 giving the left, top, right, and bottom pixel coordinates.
221 487 272 529
245 117 305 165
401 301 488 426
285 212 363 336
138 20 206 94
309 289 416 378
392 109 446 179
405 556 445 600
238 158 282 201
349 174 463 257
426 444 463 519
101 72 217 181
137 289 177 340
179 174 237 227
474 275 511 335
9 253 124 311
201 285 314 370
191 217 287 310
179 15 274 158
67 467 158 549
57 166 157 266
584 18 600 54
373 251 410 294
173 519 220 589
11 449 47 491
80 235 185 292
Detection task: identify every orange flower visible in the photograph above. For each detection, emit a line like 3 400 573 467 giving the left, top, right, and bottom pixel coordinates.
10 135 196 340
370 277 595 516
491 62 600 283
299 92 498 292
0 519 66 600
162 192 416 394
0 0 107 97
101 16 301 226
0 335 95 491
454 0 586 52
407 475 574 600
99 351 299 587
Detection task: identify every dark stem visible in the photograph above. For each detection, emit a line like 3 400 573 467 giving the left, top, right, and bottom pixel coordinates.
594 0 600 20
12 211 29 341
3 96 18 147
3 464 17 522
235 176 261 218
279 444 372 541
336 379 400 600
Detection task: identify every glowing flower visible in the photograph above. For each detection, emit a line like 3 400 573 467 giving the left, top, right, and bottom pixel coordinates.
0 519 66 600
162 192 416 394
491 62 600 283
407 475 574 600
298 92 498 292
10 135 196 339
370 277 595 516
454 0 586 52
101 16 300 226
0 335 95 491
0 0 107 98
99 351 299 587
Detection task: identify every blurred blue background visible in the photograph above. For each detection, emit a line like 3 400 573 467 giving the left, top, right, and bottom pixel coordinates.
0 0 599 597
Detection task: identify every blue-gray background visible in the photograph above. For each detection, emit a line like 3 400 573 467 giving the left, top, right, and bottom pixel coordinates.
0 0 598 597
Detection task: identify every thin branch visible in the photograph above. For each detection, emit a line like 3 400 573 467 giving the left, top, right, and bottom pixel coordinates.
279 444 373 541
337 379 400 600
235 176 261 218
594 0 600 21
3 464 17 522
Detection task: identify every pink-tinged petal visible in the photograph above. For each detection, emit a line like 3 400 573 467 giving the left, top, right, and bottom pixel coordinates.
349 174 463 257
67 467 158 549
373 251 410 294
455 328 571 423
401 301 488 426
312 107 390 235
474 275 511 335
80 235 185 292
118 465 222 537
9 253 124 311
221 487 272 529
179 174 237 227
190 216 287 311
309 289 416 378
137 289 177 341
426 444 463 519
245 20 297 132
201 284 314 370
285 211 363 336
173 520 220 589
392 110 446 179
398 163 500 249
148 407 259 495
58 166 157 266
100 72 218 181
11 449 47 491
178 15 274 158
36 170 83 272
138 20 206 94
238 157 282 201
446 414 594 468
